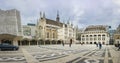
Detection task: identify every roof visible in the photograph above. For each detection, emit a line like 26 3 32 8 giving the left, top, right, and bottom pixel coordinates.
46 19 63 27
85 25 107 31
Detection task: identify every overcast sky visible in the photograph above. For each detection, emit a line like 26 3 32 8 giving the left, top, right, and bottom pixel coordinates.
0 0 120 29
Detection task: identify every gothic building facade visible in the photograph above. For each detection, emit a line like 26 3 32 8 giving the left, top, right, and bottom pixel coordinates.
36 12 76 44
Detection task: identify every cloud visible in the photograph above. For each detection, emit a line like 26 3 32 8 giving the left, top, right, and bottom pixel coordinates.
0 0 120 29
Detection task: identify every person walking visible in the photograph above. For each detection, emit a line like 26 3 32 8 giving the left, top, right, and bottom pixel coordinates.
118 43 120 51
96 43 98 47
69 39 72 47
99 42 102 49
62 41 64 46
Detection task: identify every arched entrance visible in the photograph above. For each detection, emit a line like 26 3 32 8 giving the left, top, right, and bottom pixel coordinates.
102 42 105 44
30 39 37 45
45 40 50 44
21 40 29 45
94 42 96 44
57 40 61 44
52 40 56 44
86 42 88 44
38 39 44 45
90 42 92 44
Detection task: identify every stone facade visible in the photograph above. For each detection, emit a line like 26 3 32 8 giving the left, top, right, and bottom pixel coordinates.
0 9 22 46
114 24 120 44
81 25 110 44
36 12 76 44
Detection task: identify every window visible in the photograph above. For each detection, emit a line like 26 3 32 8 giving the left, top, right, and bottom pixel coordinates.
47 32 49 38
53 33 55 38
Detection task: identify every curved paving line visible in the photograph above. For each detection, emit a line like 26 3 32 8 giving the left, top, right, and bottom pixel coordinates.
66 57 81 63
38 55 68 62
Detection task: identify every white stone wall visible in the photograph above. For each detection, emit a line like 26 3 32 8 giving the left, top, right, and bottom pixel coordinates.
0 9 22 36
81 31 109 44
61 24 76 43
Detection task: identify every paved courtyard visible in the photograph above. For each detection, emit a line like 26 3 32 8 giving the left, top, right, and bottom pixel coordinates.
0 44 120 63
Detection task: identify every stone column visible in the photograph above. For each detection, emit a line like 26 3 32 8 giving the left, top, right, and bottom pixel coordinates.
20 40 22 46
84 35 86 44
92 35 94 44
96 34 98 43
101 34 102 43
44 40 45 45
81 35 82 44
29 40 30 46
37 40 38 45
13 39 18 46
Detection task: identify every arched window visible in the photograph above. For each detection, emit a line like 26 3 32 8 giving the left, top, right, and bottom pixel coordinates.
98 35 101 36
53 33 55 38
90 35 92 37
102 34 105 36
47 32 49 38
82 35 84 37
86 35 88 37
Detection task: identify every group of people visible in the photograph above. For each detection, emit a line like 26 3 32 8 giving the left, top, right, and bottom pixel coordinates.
96 42 102 49
62 39 73 47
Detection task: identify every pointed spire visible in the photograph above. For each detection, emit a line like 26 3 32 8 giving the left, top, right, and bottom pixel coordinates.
43 12 46 18
40 11 42 18
67 17 70 24
57 10 59 17
71 21 73 26
67 21 69 24
56 10 60 22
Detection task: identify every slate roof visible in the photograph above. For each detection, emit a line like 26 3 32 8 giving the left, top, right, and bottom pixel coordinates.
46 19 63 27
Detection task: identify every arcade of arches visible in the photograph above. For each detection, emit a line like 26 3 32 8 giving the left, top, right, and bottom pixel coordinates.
0 34 22 46
18 39 62 46
0 34 63 46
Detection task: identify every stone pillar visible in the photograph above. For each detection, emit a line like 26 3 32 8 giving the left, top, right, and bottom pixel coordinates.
96 34 98 43
84 35 86 44
13 39 18 46
56 40 57 44
92 35 94 44
20 40 22 46
44 40 45 45
81 35 82 44
29 40 30 46
37 40 38 45
101 34 102 43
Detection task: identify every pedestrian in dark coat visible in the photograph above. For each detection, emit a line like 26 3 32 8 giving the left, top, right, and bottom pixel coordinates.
118 44 120 51
99 42 102 49
69 39 72 47
62 41 64 46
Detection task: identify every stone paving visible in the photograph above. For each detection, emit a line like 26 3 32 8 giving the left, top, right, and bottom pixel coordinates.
0 44 120 63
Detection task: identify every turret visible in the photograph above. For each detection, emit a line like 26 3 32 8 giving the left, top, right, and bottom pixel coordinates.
56 11 60 22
